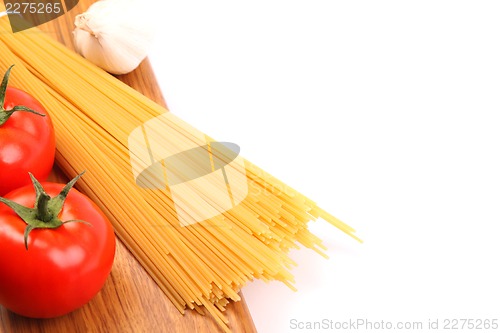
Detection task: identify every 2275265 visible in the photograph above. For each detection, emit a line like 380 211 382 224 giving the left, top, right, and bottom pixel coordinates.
5 2 62 14
443 319 498 330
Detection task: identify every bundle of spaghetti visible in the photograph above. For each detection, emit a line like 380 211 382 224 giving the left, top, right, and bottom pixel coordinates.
0 16 359 332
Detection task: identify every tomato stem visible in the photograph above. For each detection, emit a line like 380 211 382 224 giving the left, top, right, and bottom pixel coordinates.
0 65 46 126
35 192 53 223
0 171 88 250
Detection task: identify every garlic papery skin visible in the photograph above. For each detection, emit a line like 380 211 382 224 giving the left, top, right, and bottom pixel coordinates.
73 0 157 75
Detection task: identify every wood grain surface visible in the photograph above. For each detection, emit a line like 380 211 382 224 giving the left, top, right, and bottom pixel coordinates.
0 1 257 332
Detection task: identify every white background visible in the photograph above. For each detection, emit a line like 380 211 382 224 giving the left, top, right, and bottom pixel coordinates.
146 1 500 332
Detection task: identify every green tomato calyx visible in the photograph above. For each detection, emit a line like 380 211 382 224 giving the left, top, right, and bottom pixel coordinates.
0 64 46 126
0 171 90 250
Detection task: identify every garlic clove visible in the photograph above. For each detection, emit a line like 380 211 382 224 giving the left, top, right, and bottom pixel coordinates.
73 0 157 75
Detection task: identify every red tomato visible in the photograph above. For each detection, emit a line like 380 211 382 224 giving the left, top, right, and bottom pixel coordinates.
0 174 116 318
0 65 56 196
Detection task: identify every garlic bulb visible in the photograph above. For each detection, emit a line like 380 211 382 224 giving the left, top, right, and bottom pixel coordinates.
73 0 156 75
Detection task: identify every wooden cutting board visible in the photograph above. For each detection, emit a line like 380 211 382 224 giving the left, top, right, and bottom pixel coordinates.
0 1 257 332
